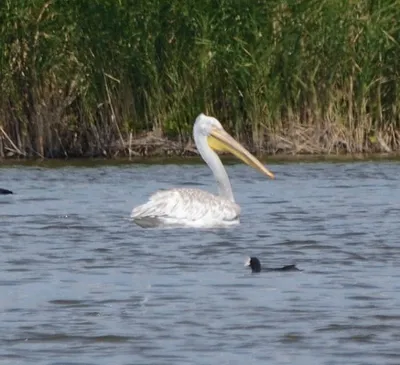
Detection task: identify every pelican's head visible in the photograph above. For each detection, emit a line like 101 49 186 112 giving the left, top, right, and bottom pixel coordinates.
194 113 275 179
194 113 225 136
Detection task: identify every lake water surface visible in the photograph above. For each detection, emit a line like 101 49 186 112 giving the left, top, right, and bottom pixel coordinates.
1 160 400 365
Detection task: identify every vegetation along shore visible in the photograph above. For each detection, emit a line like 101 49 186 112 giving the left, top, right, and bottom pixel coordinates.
0 0 399 159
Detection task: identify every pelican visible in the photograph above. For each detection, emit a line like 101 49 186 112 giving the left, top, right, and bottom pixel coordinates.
131 113 275 228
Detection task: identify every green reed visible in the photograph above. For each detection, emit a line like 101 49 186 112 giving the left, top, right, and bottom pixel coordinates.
0 0 399 158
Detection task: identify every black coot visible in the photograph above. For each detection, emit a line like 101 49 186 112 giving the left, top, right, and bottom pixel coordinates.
0 188 12 195
245 257 301 273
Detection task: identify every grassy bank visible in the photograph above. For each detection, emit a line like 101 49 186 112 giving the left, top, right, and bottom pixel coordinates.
0 0 399 159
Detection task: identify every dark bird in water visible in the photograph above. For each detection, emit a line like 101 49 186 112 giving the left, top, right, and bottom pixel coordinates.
0 188 13 195
245 257 301 273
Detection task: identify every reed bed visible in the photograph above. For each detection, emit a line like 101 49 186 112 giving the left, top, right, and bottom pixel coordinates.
0 0 399 158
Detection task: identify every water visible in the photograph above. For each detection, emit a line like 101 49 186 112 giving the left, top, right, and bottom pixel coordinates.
1 160 400 365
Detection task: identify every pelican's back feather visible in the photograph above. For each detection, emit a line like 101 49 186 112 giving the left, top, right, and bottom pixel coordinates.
131 188 240 227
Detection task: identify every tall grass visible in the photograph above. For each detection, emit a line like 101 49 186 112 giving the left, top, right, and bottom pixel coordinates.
0 0 399 158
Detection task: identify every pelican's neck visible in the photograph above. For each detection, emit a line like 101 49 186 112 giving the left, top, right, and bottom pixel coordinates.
194 133 235 202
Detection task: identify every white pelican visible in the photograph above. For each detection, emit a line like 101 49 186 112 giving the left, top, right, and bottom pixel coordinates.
131 113 275 228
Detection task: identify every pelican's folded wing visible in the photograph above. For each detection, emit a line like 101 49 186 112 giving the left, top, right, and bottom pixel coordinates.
131 188 240 225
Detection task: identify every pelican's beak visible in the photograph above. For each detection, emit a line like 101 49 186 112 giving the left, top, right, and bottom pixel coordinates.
208 128 275 179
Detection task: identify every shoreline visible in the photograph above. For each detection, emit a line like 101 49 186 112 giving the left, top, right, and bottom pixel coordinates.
1 128 400 165
1 151 400 167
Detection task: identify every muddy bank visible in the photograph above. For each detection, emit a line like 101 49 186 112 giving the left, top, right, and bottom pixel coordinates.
1 129 400 163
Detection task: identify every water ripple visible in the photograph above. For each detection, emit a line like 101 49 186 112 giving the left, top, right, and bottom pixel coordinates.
1 161 400 364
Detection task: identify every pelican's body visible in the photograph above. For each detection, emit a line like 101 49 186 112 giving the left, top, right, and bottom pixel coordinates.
131 188 240 228
131 114 275 228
